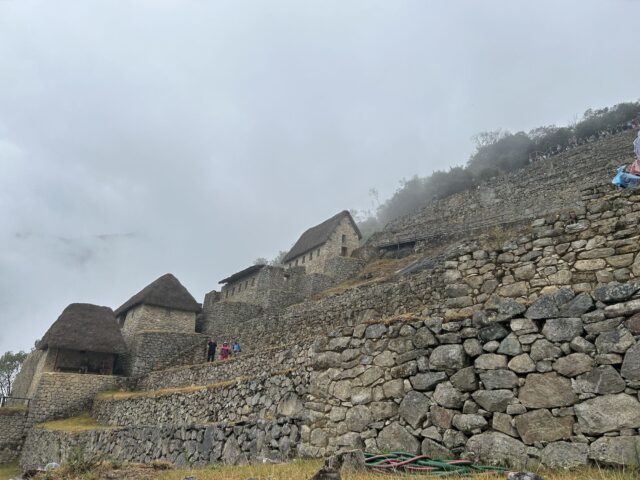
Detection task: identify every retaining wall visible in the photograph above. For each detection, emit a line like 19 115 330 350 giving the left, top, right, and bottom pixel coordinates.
0 408 28 463
298 185 640 468
137 344 310 391
20 417 302 471
370 130 635 249
118 331 209 377
93 370 308 427
303 280 640 468
28 373 128 423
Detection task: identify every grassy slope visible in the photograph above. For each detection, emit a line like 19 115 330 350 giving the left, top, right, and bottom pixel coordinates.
0 462 20 480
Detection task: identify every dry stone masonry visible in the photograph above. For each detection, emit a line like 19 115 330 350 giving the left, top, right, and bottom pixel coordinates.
93 371 308 427
303 279 640 468
0 409 28 463
10 136 640 472
20 418 302 471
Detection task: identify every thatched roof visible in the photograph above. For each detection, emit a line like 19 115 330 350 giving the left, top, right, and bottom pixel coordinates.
114 273 200 317
39 303 127 354
283 210 362 263
220 264 266 285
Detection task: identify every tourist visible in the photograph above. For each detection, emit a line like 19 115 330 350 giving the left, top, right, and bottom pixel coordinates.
232 340 241 354
207 339 217 362
219 342 231 360
626 130 640 175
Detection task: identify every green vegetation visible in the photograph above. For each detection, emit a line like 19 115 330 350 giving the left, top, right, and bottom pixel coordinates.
27 460 640 480
0 462 19 480
0 350 28 398
354 101 640 235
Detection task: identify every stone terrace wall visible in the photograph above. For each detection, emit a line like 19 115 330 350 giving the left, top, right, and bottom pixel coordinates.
28 373 128 423
10 349 44 400
93 370 308 427
207 182 640 360
20 417 302 471
303 279 640 468
137 344 310 391
439 185 640 324
119 331 209 377
370 131 635 249
205 269 441 356
0 408 28 463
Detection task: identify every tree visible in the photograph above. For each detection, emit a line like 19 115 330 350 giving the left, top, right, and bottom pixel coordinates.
0 351 27 398
253 257 268 265
269 251 289 266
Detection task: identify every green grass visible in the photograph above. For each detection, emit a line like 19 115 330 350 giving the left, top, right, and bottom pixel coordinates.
0 462 20 480
160 462 640 480
13 459 640 480
36 412 112 433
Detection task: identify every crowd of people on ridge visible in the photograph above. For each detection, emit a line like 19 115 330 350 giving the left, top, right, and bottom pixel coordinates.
206 339 241 362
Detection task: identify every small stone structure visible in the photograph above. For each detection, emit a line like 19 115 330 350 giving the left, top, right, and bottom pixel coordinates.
116 273 201 336
283 210 362 274
9 303 127 421
37 303 127 375
115 273 207 377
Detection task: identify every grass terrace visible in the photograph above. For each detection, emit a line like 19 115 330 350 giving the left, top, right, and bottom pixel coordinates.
9 460 640 480
36 412 112 433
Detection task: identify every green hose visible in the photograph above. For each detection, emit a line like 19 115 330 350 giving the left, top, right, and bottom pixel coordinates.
364 451 507 476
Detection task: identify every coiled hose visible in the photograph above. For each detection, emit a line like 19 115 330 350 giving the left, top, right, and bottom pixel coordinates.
364 452 507 476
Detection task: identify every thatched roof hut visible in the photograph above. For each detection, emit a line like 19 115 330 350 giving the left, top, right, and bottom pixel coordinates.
114 273 201 317
283 210 362 263
39 303 127 354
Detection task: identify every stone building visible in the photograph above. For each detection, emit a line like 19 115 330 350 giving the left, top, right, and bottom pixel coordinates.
114 273 207 377
282 210 362 274
37 303 127 375
115 273 201 336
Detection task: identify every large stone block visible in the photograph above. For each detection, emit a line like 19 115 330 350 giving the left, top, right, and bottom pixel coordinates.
429 345 469 371
376 422 419 454
465 432 527 468
541 441 588 469
471 390 513 412
519 373 577 408
575 394 640 434
541 318 583 342
399 391 430 428
573 365 625 394
589 436 640 467
621 342 640 380
514 409 573 445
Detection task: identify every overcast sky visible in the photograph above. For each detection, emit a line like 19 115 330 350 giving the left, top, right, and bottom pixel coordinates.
1 0 639 353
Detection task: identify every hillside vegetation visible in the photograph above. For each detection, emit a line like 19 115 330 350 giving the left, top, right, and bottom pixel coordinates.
356 101 640 238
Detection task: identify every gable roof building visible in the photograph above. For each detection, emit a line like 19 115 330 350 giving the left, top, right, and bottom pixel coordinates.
282 211 362 275
283 210 361 264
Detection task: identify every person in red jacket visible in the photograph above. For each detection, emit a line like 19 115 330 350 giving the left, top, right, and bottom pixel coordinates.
219 342 231 360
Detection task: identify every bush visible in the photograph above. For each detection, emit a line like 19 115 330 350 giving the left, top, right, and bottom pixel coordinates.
65 447 100 475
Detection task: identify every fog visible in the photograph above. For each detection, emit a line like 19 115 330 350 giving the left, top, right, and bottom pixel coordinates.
1 0 639 352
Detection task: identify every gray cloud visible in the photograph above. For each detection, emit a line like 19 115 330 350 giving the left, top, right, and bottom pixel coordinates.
1 0 639 352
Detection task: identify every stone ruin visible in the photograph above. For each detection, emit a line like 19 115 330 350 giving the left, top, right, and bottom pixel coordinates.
2 130 640 471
